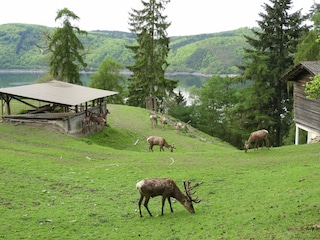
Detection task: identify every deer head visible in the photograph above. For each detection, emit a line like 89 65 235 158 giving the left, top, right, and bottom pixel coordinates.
183 180 203 213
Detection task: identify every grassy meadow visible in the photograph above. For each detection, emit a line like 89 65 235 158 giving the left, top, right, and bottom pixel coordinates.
1 104 320 239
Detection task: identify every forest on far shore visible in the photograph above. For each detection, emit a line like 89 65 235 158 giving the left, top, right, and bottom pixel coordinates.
0 23 253 75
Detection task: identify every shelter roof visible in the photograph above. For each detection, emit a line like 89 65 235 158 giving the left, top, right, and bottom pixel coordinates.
282 61 320 82
0 80 118 106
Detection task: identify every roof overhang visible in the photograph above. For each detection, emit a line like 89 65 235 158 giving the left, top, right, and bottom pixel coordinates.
0 80 118 106
282 61 320 82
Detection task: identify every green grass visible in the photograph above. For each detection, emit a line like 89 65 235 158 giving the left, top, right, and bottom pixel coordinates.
1 104 320 239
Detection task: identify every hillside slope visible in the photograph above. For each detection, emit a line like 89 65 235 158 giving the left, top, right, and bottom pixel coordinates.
1 104 320 239
0 23 253 74
85 104 234 152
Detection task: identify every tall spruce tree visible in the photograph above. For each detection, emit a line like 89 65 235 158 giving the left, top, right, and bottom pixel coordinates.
126 0 177 109
240 0 308 146
48 8 87 85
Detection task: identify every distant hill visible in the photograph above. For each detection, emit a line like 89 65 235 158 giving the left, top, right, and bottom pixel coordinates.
0 23 254 74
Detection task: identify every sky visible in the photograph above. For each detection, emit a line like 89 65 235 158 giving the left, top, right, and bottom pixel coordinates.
0 0 317 36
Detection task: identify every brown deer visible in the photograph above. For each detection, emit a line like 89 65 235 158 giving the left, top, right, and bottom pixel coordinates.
174 122 183 132
149 112 157 127
136 178 202 217
82 112 94 133
147 136 175 152
244 129 269 153
159 114 167 129
98 109 110 120
96 109 110 125
90 113 106 131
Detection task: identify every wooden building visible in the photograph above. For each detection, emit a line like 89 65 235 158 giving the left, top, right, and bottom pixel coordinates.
0 80 117 134
282 61 320 144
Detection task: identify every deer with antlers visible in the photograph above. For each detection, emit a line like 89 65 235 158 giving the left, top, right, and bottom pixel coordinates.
136 178 202 217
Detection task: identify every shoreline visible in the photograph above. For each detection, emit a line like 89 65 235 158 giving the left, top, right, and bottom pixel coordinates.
0 69 240 78
0 69 233 78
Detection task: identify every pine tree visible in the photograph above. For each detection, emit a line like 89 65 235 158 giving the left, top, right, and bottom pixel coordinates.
48 8 88 85
240 0 308 146
126 0 178 108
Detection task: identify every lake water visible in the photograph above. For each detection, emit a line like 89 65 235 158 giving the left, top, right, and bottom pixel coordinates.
0 72 208 89
0 72 208 105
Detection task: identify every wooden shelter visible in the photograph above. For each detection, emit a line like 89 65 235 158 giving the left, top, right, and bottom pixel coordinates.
0 80 117 134
282 61 320 144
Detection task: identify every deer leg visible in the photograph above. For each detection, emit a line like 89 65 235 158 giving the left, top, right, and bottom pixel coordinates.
265 138 270 150
138 195 144 217
144 196 153 216
160 145 163 152
167 197 173 213
161 197 166 215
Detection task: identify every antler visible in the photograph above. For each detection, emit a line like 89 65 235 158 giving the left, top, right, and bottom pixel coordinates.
184 180 203 203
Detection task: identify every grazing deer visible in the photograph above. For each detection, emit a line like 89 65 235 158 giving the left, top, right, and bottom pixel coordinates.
136 178 202 217
147 136 175 152
82 112 94 133
149 112 158 127
90 113 106 131
244 129 269 153
159 114 167 129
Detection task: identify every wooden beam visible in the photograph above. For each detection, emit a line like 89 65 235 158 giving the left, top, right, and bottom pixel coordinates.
11 95 38 108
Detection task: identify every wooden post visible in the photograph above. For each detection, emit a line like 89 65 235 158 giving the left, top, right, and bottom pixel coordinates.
146 96 157 111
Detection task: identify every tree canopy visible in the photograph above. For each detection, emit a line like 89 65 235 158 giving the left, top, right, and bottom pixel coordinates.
89 58 125 104
126 0 178 109
294 3 320 99
47 8 88 85
239 0 309 146
294 3 320 64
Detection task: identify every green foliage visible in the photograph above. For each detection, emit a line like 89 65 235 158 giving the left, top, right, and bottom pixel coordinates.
126 0 177 108
47 8 88 84
192 76 246 147
240 0 308 146
89 58 125 103
294 30 320 64
1 104 320 239
294 3 320 64
0 23 253 74
305 74 320 99
169 31 250 74
0 24 49 69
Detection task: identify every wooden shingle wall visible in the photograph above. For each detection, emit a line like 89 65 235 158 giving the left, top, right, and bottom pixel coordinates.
294 73 320 133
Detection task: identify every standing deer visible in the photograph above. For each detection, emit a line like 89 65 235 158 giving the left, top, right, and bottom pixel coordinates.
174 122 183 132
147 136 175 152
149 112 157 127
82 112 94 133
136 178 202 217
98 109 110 120
159 114 167 129
96 109 110 125
244 129 269 153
